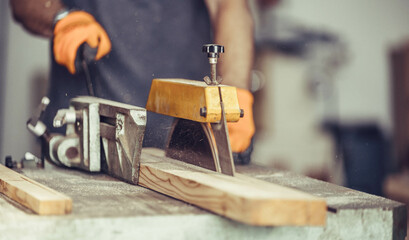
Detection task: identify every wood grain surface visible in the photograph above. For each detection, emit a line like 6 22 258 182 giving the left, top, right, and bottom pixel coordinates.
145 78 241 123
0 164 72 215
139 149 327 226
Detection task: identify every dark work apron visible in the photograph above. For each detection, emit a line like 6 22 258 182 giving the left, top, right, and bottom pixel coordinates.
46 0 211 148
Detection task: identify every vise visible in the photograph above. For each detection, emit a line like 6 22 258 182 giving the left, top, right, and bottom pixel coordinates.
27 96 146 184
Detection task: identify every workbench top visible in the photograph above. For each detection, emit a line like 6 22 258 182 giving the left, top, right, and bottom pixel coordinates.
0 153 406 240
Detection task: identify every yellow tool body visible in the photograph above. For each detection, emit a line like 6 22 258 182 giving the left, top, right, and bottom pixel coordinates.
146 78 241 123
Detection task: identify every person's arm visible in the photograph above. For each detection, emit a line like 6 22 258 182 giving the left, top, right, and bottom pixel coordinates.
205 0 254 89
10 0 111 74
205 0 255 163
10 0 65 38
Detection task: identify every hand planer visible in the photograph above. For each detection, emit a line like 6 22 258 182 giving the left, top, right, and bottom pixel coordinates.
24 44 328 227
146 44 243 176
26 44 241 181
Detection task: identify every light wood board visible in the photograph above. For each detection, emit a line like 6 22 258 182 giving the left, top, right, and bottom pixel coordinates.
139 149 327 226
0 164 72 215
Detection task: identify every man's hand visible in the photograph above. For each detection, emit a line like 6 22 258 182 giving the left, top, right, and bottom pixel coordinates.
228 88 255 164
53 11 111 74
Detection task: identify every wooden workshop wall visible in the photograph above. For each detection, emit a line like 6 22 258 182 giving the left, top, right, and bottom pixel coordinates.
391 42 409 168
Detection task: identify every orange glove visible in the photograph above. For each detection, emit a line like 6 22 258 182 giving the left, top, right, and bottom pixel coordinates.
53 11 111 74
228 88 255 153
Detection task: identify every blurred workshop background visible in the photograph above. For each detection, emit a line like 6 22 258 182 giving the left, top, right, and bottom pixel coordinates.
1 0 409 201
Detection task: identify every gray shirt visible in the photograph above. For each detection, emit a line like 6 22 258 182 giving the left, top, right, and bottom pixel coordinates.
46 0 211 148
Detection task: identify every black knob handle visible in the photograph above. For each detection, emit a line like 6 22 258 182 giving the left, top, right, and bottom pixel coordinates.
202 44 224 58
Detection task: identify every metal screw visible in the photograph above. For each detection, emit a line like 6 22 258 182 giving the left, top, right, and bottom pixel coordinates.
200 107 207 117
202 44 224 85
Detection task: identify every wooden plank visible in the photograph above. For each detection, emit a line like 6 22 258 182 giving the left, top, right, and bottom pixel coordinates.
145 78 241 123
139 149 327 226
0 164 72 215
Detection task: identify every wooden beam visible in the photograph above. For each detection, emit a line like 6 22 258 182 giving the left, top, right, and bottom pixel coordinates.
145 78 241 123
0 164 72 215
139 149 327 226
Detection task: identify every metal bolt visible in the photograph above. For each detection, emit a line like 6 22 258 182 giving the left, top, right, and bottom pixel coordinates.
202 44 224 85
200 107 207 117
